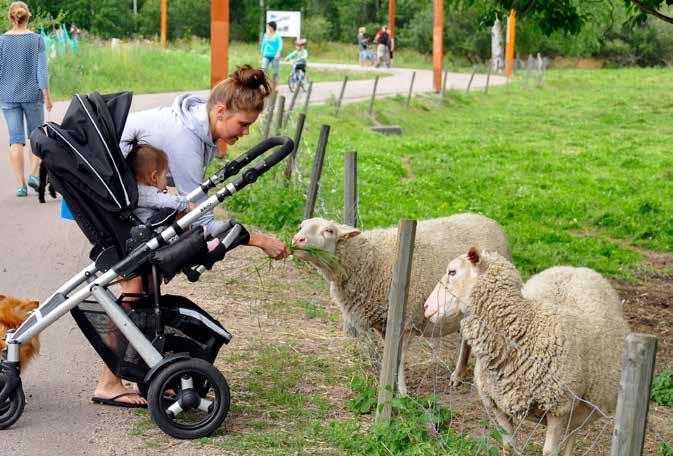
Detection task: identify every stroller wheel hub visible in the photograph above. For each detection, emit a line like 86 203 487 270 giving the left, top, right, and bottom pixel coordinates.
178 389 201 410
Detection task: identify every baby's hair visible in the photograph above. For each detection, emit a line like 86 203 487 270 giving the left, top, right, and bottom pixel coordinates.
8 2 30 25
127 143 169 186
208 64 271 114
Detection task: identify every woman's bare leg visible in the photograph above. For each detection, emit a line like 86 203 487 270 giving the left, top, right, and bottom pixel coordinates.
93 276 147 406
9 143 25 187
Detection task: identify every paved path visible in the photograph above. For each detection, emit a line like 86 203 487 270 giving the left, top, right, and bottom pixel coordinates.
0 63 502 455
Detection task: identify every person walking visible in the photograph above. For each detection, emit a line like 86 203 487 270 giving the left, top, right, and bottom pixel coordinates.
357 27 368 66
0 1 52 197
260 21 283 90
374 25 391 69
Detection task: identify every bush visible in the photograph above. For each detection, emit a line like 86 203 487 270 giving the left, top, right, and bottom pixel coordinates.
651 368 673 406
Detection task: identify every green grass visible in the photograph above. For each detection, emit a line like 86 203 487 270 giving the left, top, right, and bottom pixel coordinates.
49 39 383 101
220 68 673 280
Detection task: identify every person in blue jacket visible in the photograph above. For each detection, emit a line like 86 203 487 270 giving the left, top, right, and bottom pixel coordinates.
260 21 283 89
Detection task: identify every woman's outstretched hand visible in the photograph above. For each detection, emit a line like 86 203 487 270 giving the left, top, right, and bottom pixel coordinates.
248 232 290 260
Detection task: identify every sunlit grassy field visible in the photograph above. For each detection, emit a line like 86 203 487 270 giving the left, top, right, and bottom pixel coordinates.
223 68 673 280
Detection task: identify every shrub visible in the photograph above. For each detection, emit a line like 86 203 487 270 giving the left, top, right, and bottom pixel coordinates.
651 368 673 406
302 15 332 43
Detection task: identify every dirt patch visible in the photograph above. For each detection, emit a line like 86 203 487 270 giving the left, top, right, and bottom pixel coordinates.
551 57 605 69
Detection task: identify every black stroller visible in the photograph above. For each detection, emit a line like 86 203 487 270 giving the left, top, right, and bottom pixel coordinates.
0 92 293 439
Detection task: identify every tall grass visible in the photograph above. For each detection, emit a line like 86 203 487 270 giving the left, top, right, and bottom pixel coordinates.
49 39 386 100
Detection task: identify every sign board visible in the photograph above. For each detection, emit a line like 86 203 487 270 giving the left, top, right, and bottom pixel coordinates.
266 11 301 38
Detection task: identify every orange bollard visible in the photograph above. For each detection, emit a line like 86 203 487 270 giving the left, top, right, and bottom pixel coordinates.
432 0 443 93
505 9 516 77
160 0 167 48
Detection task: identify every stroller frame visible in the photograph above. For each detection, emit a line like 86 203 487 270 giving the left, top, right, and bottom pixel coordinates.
1 132 294 439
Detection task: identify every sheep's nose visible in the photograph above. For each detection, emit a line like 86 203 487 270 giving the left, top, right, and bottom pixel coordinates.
293 234 306 247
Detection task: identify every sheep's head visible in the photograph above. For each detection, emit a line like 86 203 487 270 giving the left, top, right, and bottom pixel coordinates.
292 218 360 258
424 247 488 324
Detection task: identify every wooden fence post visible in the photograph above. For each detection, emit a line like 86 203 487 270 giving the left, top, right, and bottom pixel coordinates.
303 81 313 113
525 54 533 88
261 90 277 139
344 151 357 227
335 75 349 116
303 125 330 220
406 71 416 107
466 65 477 93
273 95 285 136
284 113 305 180
368 75 379 116
611 333 658 456
375 219 417 425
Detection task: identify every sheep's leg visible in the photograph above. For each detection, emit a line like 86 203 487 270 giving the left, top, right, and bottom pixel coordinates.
450 337 471 387
542 415 564 456
562 432 577 456
487 404 515 456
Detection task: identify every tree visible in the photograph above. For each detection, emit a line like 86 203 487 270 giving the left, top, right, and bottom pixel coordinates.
625 0 673 25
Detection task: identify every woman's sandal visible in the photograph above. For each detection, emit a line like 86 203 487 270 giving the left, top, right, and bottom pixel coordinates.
91 392 148 409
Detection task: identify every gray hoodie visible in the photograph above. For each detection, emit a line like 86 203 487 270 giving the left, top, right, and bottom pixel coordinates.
120 94 224 234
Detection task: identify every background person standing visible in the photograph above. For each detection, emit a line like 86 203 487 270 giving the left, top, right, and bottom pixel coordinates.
260 21 282 90
0 1 52 197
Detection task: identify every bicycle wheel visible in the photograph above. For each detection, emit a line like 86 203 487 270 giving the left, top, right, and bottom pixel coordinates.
288 72 298 93
299 71 308 92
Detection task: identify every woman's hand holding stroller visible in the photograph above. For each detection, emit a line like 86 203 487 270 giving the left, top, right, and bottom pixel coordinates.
249 232 290 260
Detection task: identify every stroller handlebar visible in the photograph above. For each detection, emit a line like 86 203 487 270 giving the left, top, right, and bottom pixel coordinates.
192 136 295 200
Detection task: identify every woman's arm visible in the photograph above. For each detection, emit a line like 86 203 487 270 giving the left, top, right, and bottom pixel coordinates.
37 36 52 112
247 232 290 260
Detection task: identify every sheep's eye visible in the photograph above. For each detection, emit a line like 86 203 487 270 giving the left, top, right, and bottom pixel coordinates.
448 270 456 277
324 228 334 235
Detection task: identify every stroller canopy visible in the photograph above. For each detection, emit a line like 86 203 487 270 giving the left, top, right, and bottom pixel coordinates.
31 92 138 259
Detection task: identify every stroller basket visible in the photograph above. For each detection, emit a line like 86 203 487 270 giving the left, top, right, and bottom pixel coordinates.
72 294 231 385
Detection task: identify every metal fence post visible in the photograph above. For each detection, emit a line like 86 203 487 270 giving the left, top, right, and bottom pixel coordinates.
611 333 658 456
406 71 416 107
303 81 313 113
484 65 492 94
284 113 305 180
273 95 285 136
283 86 301 127
335 75 349 116
344 151 357 227
466 65 477 93
525 54 533 88
368 75 379 116
303 124 330 220
375 219 417 425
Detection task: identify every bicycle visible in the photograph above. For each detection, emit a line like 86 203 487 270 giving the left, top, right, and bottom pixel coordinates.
288 63 308 93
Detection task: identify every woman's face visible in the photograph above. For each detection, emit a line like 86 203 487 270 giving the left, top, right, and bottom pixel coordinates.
212 108 260 145
268 25 274 34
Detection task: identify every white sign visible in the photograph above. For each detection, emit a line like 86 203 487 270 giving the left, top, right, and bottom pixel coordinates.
266 11 301 38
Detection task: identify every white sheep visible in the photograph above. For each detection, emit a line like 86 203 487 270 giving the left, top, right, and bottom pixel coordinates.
292 213 512 395
423 248 630 456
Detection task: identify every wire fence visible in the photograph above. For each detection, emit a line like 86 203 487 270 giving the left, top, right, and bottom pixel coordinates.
239 61 670 455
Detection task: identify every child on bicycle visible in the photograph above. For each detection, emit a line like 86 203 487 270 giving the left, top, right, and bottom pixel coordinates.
284 38 308 75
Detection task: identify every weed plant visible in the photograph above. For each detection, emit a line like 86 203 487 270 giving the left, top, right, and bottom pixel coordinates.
651 369 673 406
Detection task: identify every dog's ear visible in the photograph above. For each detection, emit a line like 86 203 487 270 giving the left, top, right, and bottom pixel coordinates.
28 300 39 310
0 295 5 301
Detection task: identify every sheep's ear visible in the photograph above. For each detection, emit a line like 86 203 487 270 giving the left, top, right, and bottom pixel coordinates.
467 247 480 265
336 225 361 241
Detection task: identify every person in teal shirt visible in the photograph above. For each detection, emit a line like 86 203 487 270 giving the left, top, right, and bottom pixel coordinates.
260 21 283 89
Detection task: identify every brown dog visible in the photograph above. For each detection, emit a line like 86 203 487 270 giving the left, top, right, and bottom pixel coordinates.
0 295 40 370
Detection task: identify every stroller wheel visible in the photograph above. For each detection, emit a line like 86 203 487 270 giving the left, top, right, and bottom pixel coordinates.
147 358 230 439
0 374 25 430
